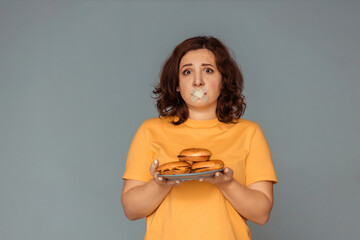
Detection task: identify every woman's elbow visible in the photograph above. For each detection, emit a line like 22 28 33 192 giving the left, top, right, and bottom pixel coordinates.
256 216 269 226
256 196 273 225
254 211 271 226
121 197 141 221
124 211 141 221
122 203 145 221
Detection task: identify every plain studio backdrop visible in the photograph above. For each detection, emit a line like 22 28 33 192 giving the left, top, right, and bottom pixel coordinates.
1 0 359 239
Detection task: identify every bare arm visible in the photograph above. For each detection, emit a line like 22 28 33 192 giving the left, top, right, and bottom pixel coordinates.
202 168 274 225
121 160 181 221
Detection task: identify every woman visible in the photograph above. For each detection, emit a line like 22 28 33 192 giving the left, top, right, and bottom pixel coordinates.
121 36 277 240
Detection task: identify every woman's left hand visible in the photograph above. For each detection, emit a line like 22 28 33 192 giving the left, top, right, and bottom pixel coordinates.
199 167 234 187
199 167 274 225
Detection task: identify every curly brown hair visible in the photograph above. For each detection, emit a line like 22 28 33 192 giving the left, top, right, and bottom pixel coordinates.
153 36 246 125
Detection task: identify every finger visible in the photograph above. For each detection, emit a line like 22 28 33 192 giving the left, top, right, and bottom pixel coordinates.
201 175 217 183
152 172 161 184
156 175 170 185
156 175 180 186
223 167 234 178
162 179 179 186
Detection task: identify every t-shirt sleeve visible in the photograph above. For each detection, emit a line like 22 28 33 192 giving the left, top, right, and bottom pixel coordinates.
122 121 153 182
245 124 278 186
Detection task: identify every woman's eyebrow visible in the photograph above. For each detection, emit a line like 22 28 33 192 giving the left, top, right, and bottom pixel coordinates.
201 63 214 67
180 63 214 69
180 63 193 69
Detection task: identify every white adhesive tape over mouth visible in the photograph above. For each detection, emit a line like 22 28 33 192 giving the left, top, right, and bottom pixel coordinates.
190 86 208 103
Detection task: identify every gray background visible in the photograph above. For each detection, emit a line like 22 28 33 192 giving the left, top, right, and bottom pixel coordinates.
1 0 359 239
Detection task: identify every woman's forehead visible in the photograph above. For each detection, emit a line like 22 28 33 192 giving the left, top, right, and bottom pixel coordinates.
180 49 216 66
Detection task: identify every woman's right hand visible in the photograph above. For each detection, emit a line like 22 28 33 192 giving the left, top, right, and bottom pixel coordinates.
150 159 183 186
122 159 183 220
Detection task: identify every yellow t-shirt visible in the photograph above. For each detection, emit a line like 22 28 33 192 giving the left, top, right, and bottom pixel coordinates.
123 117 278 240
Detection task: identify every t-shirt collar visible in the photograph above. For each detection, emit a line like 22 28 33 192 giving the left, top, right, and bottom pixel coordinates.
183 118 220 128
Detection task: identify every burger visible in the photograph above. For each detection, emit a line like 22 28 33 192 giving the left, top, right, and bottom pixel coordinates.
177 148 212 162
157 161 191 175
192 160 225 173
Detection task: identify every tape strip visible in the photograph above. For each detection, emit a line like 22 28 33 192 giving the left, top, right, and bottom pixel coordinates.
190 86 208 103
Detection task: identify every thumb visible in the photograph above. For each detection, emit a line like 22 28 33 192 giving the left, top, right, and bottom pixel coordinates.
223 167 234 178
150 159 159 175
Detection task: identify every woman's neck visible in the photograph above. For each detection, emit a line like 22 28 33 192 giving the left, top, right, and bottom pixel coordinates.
188 106 217 120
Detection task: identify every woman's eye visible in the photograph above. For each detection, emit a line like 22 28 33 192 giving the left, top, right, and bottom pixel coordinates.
205 68 213 73
183 70 191 75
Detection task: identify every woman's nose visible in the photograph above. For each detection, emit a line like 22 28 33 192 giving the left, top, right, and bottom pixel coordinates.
192 73 205 87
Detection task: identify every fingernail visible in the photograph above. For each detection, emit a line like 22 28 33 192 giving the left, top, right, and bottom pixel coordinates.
176 180 180 184
154 159 158 164
158 177 162 181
